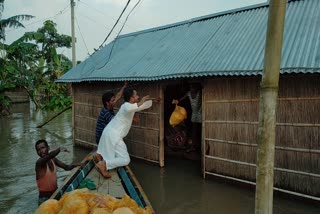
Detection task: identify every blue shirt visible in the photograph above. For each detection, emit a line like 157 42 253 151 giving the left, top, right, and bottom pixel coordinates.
95 107 115 144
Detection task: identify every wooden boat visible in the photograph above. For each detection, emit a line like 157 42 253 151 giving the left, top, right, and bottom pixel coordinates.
50 154 154 213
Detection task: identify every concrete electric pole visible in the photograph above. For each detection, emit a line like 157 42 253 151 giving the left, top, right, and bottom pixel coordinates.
70 0 76 67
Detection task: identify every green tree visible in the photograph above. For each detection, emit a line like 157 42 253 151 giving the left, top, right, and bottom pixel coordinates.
0 0 34 115
1 20 72 112
4 36 43 108
25 20 72 81
0 47 15 115
19 20 72 111
0 82 14 116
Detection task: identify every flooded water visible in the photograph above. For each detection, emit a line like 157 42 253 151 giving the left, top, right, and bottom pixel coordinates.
0 103 88 214
0 103 319 214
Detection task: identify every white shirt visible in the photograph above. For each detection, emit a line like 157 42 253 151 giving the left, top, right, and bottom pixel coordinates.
97 100 152 170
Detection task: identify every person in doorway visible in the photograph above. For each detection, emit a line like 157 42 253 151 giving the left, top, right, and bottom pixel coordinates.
95 88 160 178
95 82 128 145
35 139 82 205
172 83 202 152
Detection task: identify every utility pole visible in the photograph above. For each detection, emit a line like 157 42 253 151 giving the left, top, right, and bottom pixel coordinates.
255 0 287 214
68 0 76 148
70 0 76 67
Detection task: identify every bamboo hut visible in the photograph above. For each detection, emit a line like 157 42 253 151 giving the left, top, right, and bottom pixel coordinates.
57 0 320 199
5 87 29 103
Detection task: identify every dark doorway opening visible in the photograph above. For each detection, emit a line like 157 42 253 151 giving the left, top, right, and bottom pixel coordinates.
163 81 202 161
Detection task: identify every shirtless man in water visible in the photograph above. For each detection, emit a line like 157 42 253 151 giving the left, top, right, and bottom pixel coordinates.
35 139 82 205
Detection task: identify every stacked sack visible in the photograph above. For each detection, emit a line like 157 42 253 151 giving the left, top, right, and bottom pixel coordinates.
35 188 152 214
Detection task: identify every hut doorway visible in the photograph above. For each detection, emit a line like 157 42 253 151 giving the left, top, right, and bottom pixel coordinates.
163 82 202 162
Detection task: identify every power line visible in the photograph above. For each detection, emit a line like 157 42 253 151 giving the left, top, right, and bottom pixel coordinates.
75 16 90 56
115 0 143 40
96 0 143 69
76 12 115 31
106 0 143 61
6 4 70 32
127 0 143 17
78 0 137 31
98 0 132 49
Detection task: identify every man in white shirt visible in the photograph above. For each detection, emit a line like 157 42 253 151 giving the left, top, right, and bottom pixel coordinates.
96 88 155 178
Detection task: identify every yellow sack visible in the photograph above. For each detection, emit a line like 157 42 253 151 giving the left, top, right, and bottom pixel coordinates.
169 105 187 127
35 199 60 214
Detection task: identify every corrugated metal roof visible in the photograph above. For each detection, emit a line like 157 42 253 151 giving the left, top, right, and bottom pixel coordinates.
57 0 320 83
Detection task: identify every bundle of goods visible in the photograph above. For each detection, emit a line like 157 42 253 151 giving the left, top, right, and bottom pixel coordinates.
35 188 152 214
169 105 187 127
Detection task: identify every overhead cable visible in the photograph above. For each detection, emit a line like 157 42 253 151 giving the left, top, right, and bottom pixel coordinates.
75 16 90 55
76 12 115 31
115 0 143 39
6 4 70 32
98 0 131 49
105 0 143 61
78 0 137 31
95 0 143 70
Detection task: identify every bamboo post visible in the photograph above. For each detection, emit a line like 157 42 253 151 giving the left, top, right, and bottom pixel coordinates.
255 1 287 214
159 83 165 167
202 79 206 178
72 90 75 146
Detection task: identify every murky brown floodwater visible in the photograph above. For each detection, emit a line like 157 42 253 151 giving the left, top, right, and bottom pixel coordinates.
0 103 319 214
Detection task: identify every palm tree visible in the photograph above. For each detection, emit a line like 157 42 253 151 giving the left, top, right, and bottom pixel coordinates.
0 0 34 40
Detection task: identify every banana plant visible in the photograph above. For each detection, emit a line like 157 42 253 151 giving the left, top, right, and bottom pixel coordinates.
1 19 72 111
21 20 72 110
0 0 34 41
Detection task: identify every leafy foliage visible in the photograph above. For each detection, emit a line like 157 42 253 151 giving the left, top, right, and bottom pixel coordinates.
0 0 34 40
0 81 14 115
1 18 73 112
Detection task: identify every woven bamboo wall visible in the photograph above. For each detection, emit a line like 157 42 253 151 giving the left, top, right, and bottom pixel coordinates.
72 82 162 163
203 74 320 197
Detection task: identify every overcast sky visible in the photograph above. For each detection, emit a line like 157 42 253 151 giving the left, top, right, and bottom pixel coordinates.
3 0 266 61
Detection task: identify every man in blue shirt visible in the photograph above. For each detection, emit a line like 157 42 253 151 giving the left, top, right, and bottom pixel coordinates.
95 82 127 144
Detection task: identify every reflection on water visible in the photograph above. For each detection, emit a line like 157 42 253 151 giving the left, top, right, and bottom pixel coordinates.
130 158 320 214
0 103 319 214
